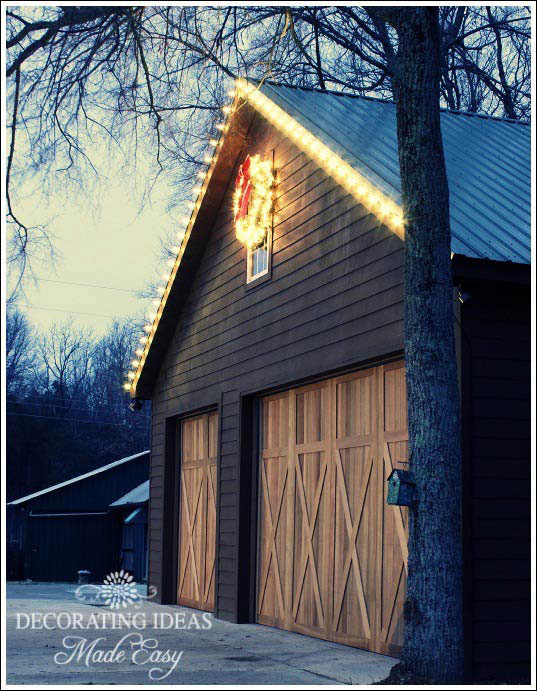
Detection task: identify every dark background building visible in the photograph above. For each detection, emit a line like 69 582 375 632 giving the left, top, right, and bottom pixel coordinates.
7 451 149 583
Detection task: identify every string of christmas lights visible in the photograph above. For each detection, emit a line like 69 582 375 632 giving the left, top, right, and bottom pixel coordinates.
122 90 236 393
235 80 404 235
124 79 405 395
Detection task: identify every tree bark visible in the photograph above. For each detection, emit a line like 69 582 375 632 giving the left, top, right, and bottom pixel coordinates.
392 8 463 682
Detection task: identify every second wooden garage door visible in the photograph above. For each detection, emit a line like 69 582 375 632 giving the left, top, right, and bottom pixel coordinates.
177 412 218 611
257 362 408 656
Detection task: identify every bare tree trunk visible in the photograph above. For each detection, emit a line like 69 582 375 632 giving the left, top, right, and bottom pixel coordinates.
393 8 463 682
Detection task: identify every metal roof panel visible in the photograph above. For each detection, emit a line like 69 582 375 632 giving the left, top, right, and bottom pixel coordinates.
261 84 530 264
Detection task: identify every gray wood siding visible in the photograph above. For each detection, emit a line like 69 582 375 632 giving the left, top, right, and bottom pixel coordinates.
461 284 530 681
149 114 405 620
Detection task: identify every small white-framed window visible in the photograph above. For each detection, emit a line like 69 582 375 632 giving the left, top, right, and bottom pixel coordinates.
247 232 270 283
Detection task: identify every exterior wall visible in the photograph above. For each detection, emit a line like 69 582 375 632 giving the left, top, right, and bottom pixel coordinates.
461 282 530 681
148 114 405 620
25 513 120 581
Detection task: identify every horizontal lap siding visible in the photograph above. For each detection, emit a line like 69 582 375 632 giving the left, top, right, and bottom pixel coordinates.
462 284 530 681
149 115 404 621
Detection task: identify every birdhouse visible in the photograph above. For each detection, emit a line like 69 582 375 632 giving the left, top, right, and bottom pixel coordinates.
386 469 416 506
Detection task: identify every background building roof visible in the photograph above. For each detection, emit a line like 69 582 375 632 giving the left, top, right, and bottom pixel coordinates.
110 480 150 507
8 451 150 506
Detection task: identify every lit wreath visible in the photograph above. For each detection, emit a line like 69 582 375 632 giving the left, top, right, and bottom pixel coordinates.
233 154 274 248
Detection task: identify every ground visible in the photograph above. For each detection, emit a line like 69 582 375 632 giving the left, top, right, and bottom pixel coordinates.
6 583 397 685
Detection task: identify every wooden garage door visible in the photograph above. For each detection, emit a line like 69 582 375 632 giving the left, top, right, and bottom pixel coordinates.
257 362 408 656
177 412 218 611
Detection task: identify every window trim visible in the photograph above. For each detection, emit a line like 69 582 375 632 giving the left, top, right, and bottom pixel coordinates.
245 224 273 289
246 229 270 284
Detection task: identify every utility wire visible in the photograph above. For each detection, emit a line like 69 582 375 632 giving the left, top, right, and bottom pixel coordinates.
12 395 134 405
6 412 149 427
11 398 141 408
23 305 134 319
9 393 150 405
9 401 150 416
31 277 142 294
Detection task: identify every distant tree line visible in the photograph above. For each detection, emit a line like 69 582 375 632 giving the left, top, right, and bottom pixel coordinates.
6 308 150 501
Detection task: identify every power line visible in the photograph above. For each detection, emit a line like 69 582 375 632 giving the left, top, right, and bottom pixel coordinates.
32 277 142 294
15 394 133 404
9 400 150 416
6 412 149 427
23 305 134 319
9 393 151 406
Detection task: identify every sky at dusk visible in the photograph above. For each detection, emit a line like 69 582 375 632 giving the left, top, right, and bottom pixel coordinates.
9 149 181 338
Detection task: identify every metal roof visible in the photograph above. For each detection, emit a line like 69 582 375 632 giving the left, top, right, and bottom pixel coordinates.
110 480 149 507
260 83 530 263
8 451 150 506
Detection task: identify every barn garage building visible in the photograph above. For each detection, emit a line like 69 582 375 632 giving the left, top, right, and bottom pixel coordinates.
128 82 530 680
8 451 149 582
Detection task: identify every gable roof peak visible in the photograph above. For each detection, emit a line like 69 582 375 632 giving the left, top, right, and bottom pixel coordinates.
126 76 529 398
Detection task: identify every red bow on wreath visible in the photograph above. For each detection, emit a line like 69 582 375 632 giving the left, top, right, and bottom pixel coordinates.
234 155 251 220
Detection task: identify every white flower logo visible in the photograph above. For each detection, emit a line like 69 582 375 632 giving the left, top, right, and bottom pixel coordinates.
101 570 138 609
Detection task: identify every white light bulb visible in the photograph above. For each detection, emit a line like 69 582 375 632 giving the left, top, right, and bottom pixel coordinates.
127 371 135 380
370 194 381 209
